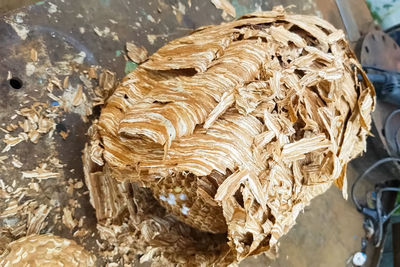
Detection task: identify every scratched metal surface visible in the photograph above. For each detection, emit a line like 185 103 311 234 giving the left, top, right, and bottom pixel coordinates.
0 0 376 266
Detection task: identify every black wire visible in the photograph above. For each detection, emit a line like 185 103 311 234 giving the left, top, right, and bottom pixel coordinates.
351 158 400 247
376 187 400 247
351 157 400 212
383 109 400 156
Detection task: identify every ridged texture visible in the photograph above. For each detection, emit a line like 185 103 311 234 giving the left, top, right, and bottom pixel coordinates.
0 234 96 266
85 7 375 265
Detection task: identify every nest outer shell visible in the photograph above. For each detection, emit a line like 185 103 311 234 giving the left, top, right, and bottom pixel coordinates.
84 6 375 265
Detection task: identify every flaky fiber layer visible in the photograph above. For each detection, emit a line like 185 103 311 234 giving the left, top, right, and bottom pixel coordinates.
0 234 96 266
84 7 375 266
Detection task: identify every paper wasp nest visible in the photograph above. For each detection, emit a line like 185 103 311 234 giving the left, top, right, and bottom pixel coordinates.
0 234 96 266
84 7 375 265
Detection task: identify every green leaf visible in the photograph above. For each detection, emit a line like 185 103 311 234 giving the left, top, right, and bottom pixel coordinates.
125 61 138 74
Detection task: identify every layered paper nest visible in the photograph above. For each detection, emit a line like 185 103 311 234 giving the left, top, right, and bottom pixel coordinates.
84 7 375 265
0 234 96 266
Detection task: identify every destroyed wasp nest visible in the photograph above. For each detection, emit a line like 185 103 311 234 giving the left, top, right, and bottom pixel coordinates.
84 7 375 265
0 234 96 266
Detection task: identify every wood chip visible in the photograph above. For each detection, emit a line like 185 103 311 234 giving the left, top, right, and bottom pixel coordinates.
22 165 60 180
11 158 23 168
63 76 69 89
59 130 69 139
49 157 63 168
73 228 89 237
28 130 40 144
2 134 24 152
29 182 40 192
49 77 63 90
211 0 236 18
0 200 31 219
0 155 8 164
27 204 51 235
126 42 148 64
88 66 98 79
62 207 77 230
6 123 18 132
72 84 84 106
74 181 84 189
30 48 38 62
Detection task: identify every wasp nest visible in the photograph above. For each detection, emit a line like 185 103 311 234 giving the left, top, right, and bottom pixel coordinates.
84 7 375 265
0 234 96 266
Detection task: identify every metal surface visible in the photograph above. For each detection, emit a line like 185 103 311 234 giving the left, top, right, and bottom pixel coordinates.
335 0 361 42
361 31 400 71
357 30 400 267
360 31 400 157
0 0 376 266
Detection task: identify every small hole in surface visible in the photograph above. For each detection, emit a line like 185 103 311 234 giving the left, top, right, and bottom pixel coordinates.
56 123 67 133
382 35 386 42
372 34 376 41
9 77 23 89
365 46 369 53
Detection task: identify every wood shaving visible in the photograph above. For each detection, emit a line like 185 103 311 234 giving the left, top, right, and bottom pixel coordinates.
73 228 89 237
88 66 98 79
78 217 85 227
72 84 84 106
63 76 69 89
211 0 236 18
0 128 9 134
2 134 25 152
49 77 63 90
6 123 18 132
0 155 8 164
59 130 69 139
22 164 60 180
3 103 58 150
74 181 84 189
67 183 74 195
11 157 23 168
29 182 40 192
26 204 51 235
49 157 63 168
0 200 32 219
47 92 62 102
0 189 10 199
30 48 38 62
126 42 148 64
94 69 116 106
28 130 40 143
62 207 77 230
